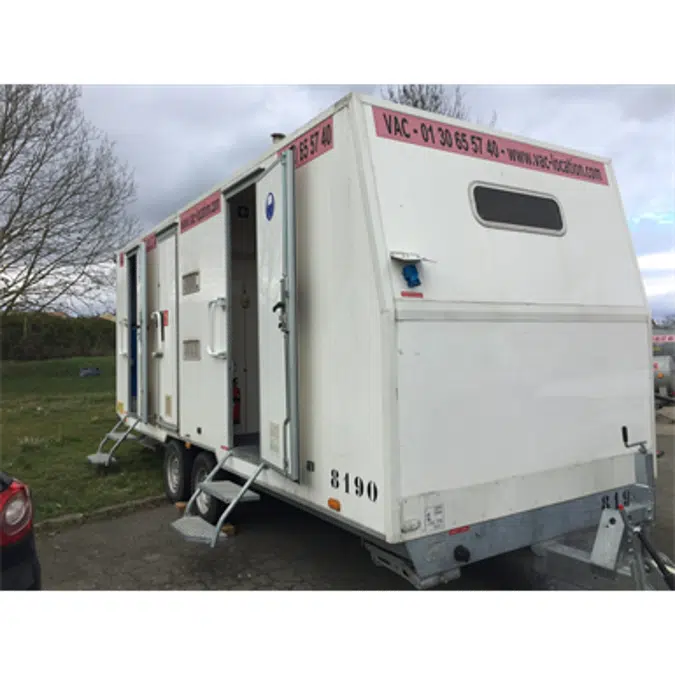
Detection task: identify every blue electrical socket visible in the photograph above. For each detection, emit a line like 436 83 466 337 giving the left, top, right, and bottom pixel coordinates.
402 264 421 289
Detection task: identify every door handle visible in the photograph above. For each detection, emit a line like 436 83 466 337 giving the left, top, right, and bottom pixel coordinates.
151 311 163 358
207 297 228 359
118 319 129 357
273 278 288 333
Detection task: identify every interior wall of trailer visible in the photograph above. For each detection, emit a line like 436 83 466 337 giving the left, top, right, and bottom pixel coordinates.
128 253 138 414
145 245 160 422
228 187 260 438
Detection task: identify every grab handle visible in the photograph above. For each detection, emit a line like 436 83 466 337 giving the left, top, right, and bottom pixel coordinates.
151 311 163 358
207 297 228 359
118 318 129 357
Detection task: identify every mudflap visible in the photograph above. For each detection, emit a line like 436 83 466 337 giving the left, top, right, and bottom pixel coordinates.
364 540 461 590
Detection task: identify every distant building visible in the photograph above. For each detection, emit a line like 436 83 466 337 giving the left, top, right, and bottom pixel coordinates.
653 327 675 359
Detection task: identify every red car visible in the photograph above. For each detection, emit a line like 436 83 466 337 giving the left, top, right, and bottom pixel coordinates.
0 471 41 590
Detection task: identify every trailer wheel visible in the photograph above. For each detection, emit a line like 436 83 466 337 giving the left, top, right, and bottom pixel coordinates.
163 440 193 503
191 451 225 526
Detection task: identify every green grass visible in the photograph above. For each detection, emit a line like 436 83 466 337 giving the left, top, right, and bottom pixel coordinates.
1 356 163 522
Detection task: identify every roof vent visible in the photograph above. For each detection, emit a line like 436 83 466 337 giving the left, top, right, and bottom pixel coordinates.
271 133 286 144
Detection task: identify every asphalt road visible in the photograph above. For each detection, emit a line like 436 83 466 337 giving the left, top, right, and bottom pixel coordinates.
37 429 674 591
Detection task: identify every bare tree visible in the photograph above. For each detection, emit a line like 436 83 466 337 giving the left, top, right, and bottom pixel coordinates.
658 315 675 328
383 84 498 127
0 85 137 316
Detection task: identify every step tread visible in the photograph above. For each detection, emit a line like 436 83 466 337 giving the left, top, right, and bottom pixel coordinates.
171 516 224 544
87 453 117 466
106 431 141 442
199 480 260 504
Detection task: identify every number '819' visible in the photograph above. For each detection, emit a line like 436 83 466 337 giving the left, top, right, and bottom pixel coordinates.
330 469 378 502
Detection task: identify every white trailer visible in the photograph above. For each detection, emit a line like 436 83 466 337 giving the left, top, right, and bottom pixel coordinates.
90 93 672 590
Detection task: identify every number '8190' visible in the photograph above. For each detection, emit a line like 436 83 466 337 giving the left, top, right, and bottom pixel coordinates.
330 469 378 502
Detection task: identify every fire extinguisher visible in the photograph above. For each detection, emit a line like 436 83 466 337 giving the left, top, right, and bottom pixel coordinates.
232 378 241 425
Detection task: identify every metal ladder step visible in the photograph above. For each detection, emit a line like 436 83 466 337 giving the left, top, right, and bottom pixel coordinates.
87 417 142 467
106 431 141 442
172 458 267 547
199 480 260 504
87 452 118 466
171 516 229 544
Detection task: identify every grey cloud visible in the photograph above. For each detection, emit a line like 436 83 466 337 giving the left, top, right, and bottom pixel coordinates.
620 85 675 123
631 220 675 256
533 84 675 123
138 136 269 226
462 85 674 218
81 85 379 233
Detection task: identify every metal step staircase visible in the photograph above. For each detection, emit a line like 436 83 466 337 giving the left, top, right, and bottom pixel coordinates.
171 448 267 548
87 417 149 467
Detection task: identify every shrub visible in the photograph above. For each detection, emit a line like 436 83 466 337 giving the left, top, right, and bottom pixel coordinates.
0 313 115 361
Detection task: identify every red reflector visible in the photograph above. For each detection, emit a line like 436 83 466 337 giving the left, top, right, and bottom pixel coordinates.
448 526 470 536
401 291 424 299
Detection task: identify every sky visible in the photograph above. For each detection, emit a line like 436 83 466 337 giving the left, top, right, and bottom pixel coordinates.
79 84 675 318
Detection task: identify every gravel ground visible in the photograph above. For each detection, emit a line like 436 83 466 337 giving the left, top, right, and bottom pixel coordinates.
36 429 674 591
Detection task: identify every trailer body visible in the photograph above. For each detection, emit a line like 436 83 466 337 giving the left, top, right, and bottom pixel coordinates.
105 93 657 587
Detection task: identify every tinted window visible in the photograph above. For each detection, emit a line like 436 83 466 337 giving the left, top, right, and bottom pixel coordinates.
473 185 564 233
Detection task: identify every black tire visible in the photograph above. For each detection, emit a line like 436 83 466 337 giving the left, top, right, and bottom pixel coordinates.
162 440 193 503
190 451 225 525
28 560 42 591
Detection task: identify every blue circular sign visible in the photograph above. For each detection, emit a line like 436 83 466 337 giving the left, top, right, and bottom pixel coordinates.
265 192 275 221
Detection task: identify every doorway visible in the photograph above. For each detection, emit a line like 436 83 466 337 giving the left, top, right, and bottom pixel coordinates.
227 185 261 461
224 148 300 480
127 251 139 415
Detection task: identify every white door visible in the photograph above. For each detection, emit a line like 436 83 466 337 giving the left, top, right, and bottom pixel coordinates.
256 150 300 481
136 242 149 423
178 191 230 452
156 229 179 429
115 251 129 417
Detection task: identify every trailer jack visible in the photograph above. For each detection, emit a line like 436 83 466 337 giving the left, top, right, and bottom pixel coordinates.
531 503 674 591
531 430 672 590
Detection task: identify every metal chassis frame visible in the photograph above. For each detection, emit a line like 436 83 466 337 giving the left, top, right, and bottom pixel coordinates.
365 446 665 591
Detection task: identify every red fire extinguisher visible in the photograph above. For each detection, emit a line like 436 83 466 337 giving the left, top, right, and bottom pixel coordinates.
232 378 241 425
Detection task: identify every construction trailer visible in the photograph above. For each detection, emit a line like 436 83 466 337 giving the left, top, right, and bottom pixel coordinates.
91 93 672 590
653 331 675 361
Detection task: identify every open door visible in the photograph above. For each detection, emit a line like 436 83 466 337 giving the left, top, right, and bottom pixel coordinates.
178 190 230 452
136 241 149 424
115 251 129 418
155 227 179 430
256 149 300 481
